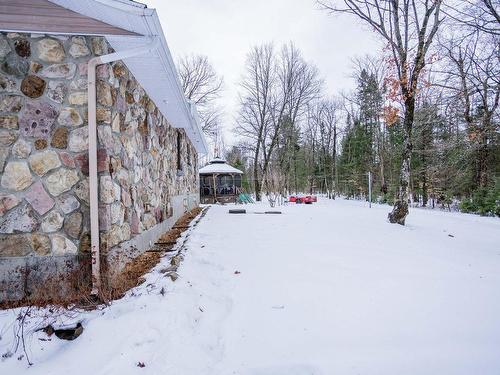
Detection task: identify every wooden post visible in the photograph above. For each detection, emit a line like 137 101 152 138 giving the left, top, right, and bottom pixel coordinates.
212 173 217 204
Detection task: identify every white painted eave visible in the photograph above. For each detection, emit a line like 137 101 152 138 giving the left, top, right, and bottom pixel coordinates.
48 0 208 154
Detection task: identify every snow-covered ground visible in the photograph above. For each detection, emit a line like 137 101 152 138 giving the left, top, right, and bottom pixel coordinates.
1 198 500 375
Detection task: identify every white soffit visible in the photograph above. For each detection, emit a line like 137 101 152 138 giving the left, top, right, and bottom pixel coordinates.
48 0 208 154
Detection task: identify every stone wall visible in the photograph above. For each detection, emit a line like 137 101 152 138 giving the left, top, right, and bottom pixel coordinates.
0 32 199 300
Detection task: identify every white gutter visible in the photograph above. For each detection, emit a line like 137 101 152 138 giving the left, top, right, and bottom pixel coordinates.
87 37 160 296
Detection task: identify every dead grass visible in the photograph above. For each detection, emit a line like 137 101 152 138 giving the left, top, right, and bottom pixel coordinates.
1 207 206 310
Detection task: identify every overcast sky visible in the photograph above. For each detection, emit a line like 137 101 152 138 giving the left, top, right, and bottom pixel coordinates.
143 0 381 147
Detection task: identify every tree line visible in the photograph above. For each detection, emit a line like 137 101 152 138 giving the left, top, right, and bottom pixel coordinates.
178 0 499 222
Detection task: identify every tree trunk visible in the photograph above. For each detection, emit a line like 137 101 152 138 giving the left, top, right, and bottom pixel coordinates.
388 99 414 225
253 152 261 201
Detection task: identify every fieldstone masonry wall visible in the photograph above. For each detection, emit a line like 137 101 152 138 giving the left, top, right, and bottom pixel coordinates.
0 32 199 300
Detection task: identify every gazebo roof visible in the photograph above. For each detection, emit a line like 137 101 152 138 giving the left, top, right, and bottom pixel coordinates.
199 158 243 175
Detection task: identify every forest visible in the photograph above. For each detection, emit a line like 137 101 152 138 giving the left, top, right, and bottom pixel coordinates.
178 0 499 220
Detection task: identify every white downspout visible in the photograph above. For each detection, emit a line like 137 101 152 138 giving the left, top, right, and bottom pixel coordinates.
88 38 160 296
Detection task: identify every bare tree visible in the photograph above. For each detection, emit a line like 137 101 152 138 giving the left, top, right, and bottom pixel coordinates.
235 44 275 201
319 0 444 225
439 33 500 188
177 54 224 137
443 0 500 36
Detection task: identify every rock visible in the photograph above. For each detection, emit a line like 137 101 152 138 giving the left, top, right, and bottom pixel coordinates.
34 138 47 150
20 75 46 98
14 39 30 57
68 91 87 106
111 113 121 133
0 37 11 59
30 61 42 73
36 38 65 62
25 181 54 215
74 153 89 175
68 127 88 152
121 189 132 207
100 176 118 204
99 205 111 230
59 151 75 167
40 63 76 79
49 128 67 149
69 78 88 91
90 37 108 55
96 65 110 80
0 235 31 256
58 195 80 214
97 125 113 149
29 150 61 176
96 108 111 124
130 211 140 234
112 62 128 78
115 94 127 113
69 37 90 58
57 107 82 126
52 235 77 255
0 95 23 112
97 148 109 172
1 161 32 191
105 223 130 247
79 232 91 252
1 53 29 78
110 202 124 225
31 233 51 255
64 211 82 238
77 63 87 77
0 194 20 216
74 178 89 205
19 100 58 139
0 130 17 146
46 81 67 103
45 168 79 196
0 148 7 172
41 210 64 232
0 115 18 129
143 213 156 229
0 73 17 92
97 81 112 107
0 204 38 233
12 138 31 158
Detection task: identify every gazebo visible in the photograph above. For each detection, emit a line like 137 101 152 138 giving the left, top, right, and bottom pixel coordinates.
199 158 244 204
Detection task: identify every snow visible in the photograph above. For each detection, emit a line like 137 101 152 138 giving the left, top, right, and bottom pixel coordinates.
1 198 500 374
199 158 243 175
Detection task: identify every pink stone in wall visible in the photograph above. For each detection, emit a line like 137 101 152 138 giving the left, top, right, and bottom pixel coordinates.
97 148 108 173
98 204 111 231
25 181 55 215
59 152 76 168
74 153 89 176
121 189 131 207
131 211 140 234
20 101 58 139
78 62 88 76
96 65 109 80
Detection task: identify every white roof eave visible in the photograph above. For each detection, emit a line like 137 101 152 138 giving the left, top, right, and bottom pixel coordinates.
49 0 208 155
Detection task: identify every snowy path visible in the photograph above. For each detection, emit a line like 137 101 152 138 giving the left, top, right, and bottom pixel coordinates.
2 199 500 374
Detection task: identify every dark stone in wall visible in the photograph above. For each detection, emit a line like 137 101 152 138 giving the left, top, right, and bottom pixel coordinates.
34 138 47 150
14 39 30 58
51 127 68 149
1 53 29 78
21 75 46 98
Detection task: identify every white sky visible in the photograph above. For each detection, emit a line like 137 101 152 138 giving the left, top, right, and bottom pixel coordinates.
143 0 381 147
